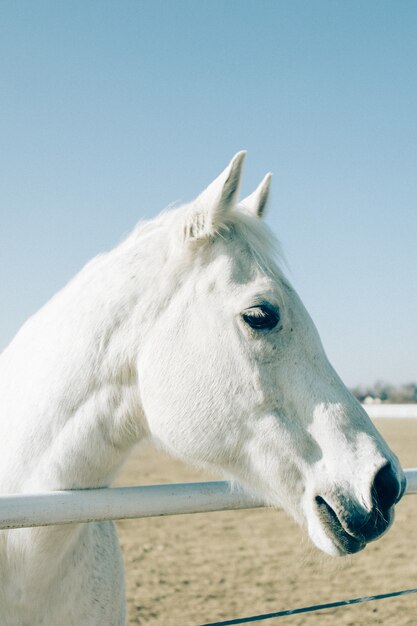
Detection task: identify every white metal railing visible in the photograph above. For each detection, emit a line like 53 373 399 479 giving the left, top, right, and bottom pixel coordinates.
0 468 416 530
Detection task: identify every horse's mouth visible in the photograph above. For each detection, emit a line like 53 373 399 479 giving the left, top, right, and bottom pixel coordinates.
315 496 367 555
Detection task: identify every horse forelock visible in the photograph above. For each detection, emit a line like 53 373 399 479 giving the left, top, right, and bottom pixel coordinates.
126 202 285 284
226 208 285 279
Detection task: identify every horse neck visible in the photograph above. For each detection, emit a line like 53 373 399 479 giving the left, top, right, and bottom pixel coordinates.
0 222 177 493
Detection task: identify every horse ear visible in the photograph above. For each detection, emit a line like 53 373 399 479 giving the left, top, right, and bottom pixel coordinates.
240 173 272 218
184 151 246 240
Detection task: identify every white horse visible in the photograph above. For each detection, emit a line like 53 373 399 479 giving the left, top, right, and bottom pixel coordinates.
0 152 405 625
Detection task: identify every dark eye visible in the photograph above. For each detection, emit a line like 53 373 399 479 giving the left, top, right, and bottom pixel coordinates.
241 304 281 331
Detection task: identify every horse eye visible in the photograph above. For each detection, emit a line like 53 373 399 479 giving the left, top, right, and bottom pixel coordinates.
241 304 281 331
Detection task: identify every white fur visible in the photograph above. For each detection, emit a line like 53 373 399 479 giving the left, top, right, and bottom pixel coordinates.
0 153 404 624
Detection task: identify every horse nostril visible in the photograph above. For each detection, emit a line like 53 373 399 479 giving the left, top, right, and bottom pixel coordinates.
373 463 401 512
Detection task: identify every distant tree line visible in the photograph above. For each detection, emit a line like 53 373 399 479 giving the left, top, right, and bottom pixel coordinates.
350 382 417 404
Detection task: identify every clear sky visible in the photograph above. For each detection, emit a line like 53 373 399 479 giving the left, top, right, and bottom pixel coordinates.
1 1 416 387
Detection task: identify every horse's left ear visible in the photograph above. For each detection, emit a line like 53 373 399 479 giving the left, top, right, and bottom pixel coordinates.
184 151 246 240
240 173 272 218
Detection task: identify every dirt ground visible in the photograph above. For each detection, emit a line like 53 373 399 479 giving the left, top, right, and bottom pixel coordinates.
115 420 417 626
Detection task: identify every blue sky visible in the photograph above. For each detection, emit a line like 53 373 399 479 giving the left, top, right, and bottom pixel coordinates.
1 0 416 386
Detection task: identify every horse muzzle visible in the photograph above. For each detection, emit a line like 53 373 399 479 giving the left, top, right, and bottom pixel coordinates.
315 462 406 555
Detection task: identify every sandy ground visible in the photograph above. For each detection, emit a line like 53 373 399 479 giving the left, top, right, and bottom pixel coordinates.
115 420 417 626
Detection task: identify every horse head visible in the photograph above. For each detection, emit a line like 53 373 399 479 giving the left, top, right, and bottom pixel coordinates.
137 152 405 556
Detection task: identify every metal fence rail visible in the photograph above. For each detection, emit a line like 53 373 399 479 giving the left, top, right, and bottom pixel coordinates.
0 468 416 530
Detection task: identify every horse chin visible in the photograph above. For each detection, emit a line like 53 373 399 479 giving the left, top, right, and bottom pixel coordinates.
308 500 367 557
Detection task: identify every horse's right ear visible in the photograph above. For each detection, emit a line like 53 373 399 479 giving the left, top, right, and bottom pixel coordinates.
183 151 246 240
